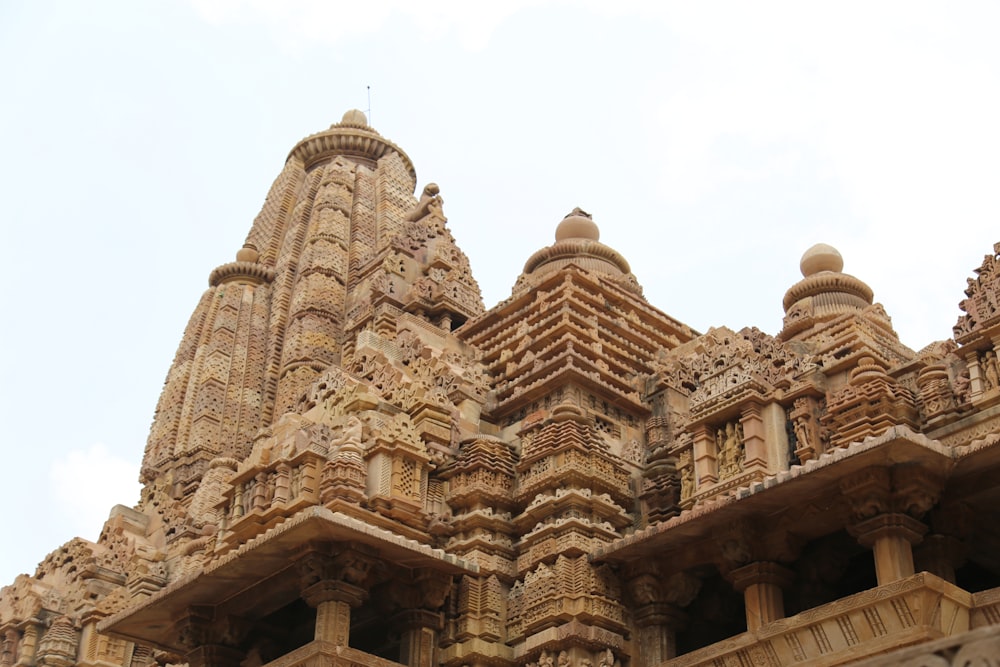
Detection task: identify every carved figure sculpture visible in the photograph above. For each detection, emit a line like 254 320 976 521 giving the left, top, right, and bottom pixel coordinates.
329 415 363 458
406 183 442 222
681 462 694 501
717 421 744 479
984 350 1000 391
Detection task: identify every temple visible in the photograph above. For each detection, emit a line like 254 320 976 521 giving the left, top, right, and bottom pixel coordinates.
2 111 999 667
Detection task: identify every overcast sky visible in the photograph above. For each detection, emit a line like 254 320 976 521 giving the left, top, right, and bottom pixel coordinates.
2 1 999 586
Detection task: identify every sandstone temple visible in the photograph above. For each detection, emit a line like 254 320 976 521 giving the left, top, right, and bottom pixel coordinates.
4 111 1000 667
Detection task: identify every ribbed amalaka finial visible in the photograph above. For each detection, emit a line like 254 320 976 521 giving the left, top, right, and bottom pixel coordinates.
287 108 416 179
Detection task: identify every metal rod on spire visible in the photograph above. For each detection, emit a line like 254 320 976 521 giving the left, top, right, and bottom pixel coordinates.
367 86 371 126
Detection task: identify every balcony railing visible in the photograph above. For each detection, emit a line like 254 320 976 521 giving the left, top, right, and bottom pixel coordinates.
664 572 971 667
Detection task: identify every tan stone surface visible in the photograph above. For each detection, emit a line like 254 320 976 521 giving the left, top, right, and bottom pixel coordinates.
2 112 999 667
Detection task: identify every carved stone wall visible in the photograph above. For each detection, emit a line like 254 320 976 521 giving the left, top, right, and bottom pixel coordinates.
3 115 1000 667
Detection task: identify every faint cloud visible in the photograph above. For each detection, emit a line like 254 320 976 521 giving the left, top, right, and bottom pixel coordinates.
187 0 546 52
49 443 141 541
639 4 1000 221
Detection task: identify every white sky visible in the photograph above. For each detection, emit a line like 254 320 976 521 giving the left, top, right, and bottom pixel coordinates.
1 1 999 586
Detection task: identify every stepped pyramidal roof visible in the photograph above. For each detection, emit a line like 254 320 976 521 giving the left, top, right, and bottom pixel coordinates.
3 111 1000 667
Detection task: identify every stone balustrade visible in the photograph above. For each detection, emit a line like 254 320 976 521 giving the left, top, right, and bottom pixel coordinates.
663 572 971 667
848 622 1000 666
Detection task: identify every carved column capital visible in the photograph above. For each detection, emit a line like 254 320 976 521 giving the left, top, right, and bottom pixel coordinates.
892 467 944 518
840 467 892 521
414 569 454 610
174 606 213 651
625 565 700 609
848 512 927 586
626 571 663 607
633 602 688 630
391 608 444 633
712 519 759 574
297 545 378 591
841 466 943 524
385 569 453 612
626 572 693 667
726 561 793 632
847 512 927 549
174 607 248 667
726 561 794 594
301 579 368 609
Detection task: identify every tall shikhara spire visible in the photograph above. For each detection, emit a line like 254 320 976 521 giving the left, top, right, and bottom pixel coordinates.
141 110 484 493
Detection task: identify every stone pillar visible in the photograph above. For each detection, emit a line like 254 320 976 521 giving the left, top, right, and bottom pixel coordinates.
176 608 246 667
274 462 291 504
760 401 791 471
302 579 367 645
728 562 793 632
77 612 101 667
739 402 768 471
965 351 984 400
633 603 686 664
298 547 376 648
16 618 41 667
0 624 19 667
850 513 926 585
692 424 717 489
387 569 451 667
626 569 700 665
394 609 442 667
842 467 940 587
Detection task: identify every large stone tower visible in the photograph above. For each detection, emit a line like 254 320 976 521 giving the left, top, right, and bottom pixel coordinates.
2 113 1000 667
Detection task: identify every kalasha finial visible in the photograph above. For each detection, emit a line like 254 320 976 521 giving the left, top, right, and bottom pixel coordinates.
799 243 843 277
338 109 369 128
236 244 259 263
555 207 600 242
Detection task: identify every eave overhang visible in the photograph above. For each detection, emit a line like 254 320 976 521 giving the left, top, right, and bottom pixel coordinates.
100 507 477 652
591 427 960 566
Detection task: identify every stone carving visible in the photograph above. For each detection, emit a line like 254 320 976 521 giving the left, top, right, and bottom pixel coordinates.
679 450 695 502
4 113 1000 667
331 415 364 453
981 349 1000 391
716 420 745 479
36 616 77 667
0 627 17 666
955 242 1000 339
